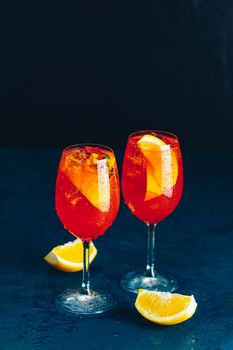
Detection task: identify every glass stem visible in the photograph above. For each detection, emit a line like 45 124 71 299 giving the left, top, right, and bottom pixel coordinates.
81 241 91 295
145 223 157 277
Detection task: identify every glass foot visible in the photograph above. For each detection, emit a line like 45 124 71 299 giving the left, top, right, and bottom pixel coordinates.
120 271 177 294
55 288 116 316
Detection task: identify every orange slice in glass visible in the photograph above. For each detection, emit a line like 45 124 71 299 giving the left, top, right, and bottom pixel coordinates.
61 150 112 212
137 134 178 200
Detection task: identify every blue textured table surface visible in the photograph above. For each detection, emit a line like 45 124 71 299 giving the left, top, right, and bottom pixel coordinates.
1 149 233 350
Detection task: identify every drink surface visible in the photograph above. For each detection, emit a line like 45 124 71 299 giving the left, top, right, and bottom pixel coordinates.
122 132 183 224
56 146 120 241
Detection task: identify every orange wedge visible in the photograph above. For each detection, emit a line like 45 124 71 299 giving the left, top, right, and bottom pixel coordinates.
137 134 178 200
61 150 113 212
44 239 97 272
135 289 197 325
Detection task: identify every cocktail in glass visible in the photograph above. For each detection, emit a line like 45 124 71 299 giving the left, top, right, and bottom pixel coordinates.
121 131 183 293
55 144 120 315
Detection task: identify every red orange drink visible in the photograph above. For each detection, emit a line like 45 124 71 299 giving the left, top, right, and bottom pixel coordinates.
55 144 120 315
56 145 120 241
121 131 183 293
122 132 183 224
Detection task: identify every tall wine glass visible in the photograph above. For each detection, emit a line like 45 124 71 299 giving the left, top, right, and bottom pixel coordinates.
121 130 183 293
55 144 120 315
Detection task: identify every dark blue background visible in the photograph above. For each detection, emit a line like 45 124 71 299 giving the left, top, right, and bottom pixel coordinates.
1 4 233 348
1 0 233 151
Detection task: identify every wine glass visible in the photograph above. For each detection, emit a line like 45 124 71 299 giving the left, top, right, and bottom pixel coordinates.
121 130 183 293
55 144 120 315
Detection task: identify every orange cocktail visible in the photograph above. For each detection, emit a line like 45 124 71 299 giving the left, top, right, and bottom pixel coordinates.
121 131 183 293
122 133 183 223
56 145 120 241
55 144 120 315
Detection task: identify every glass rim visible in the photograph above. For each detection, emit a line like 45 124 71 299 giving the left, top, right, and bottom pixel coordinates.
63 143 115 154
128 130 179 141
